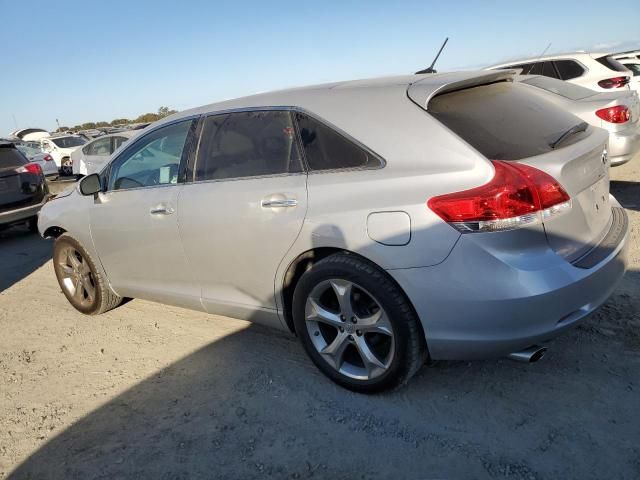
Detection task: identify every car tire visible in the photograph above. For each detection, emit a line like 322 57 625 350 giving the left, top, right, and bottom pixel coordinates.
53 233 123 315
292 253 427 392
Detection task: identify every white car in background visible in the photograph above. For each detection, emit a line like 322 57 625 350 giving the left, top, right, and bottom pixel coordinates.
618 58 640 92
487 52 632 92
71 131 137 176
516 75 640 166
40 135 87 175
15 143 59 178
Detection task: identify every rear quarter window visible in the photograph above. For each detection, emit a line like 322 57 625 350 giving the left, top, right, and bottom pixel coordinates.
554 60 585 80
428 82 589 160
595 55 629 73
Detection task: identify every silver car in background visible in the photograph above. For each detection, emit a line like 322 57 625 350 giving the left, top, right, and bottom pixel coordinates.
71 130 137 176
517 75 640 165
38 70 629 392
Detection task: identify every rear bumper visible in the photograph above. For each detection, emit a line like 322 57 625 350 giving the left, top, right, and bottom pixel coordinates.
608 124 640 166
388 207 630 360
0 195 49 226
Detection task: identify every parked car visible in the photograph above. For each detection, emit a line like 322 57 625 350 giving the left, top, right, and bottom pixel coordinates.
516 74 640 166
38 71 629 392
613 50 640 61
0 142 49 231
15 143 60 178
487 52 632 92
617 58 640 92
71 131 137 176
40 135 87 175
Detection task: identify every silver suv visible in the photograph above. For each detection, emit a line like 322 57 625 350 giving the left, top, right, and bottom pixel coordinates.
39 70 629 392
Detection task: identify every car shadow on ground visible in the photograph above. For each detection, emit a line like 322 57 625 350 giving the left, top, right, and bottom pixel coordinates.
0 226 52 292
8 267 640 480
611 180 640 212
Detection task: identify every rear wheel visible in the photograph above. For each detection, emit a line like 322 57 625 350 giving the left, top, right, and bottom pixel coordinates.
292 253 427 392
53 234 122 315
60 157 72 176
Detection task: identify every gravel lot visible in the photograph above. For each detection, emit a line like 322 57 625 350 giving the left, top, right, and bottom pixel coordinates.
1 162 639 480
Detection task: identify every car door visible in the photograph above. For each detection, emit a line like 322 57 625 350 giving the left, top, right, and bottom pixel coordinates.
90 118 203 310
178 110 307 328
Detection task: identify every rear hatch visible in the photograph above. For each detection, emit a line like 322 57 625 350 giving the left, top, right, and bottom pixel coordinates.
0 145 46 214
409 75 612 261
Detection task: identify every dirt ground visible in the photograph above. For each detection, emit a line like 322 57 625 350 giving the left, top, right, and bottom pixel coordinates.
1 161 639 480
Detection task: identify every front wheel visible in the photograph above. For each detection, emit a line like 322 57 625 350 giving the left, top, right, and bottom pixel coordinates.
53 234 122 315
292 253 427 392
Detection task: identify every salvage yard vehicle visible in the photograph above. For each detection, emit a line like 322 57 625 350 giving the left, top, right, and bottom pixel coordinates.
15 143 60 179
0 142 49 231
618 58 640 92
517 75 640 166
488 52 632 92
40 135 86 175
71 131 137 177
38 70 629 392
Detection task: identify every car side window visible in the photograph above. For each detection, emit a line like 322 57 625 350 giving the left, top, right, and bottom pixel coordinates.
87 137 111 156
194 110 302 181
541 61 559 79
294 112 382 171
521 62 543 75
112 136 128 153
554 60 585 80
109 120 193 191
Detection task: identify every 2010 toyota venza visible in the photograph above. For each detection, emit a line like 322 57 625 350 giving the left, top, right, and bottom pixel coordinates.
39 70 629 392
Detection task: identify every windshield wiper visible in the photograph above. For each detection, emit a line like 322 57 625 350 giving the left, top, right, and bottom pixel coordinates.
549 122 588 150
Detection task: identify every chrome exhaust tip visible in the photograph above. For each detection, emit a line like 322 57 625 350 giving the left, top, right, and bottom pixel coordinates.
507 345 547 363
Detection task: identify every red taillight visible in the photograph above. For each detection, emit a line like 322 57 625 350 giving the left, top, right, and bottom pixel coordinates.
16 163 43 175
427 161 571 233
596 105 630 124
43 154 54 162
597 76 630 89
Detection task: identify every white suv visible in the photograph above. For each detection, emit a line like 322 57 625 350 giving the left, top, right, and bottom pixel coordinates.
40 135 87 175
487 52 632 92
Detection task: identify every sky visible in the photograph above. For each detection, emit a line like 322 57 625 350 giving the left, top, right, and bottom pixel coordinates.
1 0 638 135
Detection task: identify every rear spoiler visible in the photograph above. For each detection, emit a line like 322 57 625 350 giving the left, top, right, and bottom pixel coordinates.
408 70 518 110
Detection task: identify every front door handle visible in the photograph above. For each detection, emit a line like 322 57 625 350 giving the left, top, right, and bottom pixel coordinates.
150 205 175 215
261 198 298 208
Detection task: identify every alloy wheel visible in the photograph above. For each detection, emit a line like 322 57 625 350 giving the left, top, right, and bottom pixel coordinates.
57 246 96 308
304 279 395 380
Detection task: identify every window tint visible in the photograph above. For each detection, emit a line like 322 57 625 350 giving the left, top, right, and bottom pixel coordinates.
194 111 302 181
109 120 192 191
554 60 585 80
295 113 380 171
112 136 129 151
0 146 28 168
429 82 589 160
541 61 559 79
520 62 543 75
86 137 111 156
521 75 595 101
595 55 629 73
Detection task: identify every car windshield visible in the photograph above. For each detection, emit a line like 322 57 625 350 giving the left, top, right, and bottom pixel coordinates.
520 75 596 101
16 144 41 158
51 136 86 148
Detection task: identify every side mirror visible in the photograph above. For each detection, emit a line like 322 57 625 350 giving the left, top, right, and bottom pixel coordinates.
79 173 102 196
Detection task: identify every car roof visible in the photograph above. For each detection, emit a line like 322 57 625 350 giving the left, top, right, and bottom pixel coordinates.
89 130 137 140
486 51 610 69
152 70 516 127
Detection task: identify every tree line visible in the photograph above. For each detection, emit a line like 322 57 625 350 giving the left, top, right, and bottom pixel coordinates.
56 106 177 132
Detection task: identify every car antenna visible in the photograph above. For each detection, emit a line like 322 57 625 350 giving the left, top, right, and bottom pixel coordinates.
415 37 449 74
522 42 552 74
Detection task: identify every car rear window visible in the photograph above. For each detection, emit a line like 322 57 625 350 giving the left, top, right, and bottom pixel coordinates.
51 136 86 148
0 146 28 168
428 82 589 160
595 55 629 73
520 75 595 101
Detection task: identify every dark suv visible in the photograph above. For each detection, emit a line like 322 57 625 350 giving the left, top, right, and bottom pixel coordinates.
0 142 49 231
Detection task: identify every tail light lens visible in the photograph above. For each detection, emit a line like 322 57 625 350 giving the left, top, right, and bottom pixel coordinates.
428 161 571 233
16 163 43 175
597 76 630 89
43 154 54 161
596 105 631 124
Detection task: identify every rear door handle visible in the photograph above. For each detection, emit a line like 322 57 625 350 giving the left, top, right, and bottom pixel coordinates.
261 198 297 208
150 205 175 215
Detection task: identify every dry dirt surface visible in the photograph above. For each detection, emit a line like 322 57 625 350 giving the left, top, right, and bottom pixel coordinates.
1 163 639 480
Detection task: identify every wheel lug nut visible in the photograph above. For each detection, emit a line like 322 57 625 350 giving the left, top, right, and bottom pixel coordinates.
348 335 354 341
351 317 357 324
340 315 346 321
356 330 362 336
339 327 344 332
314 331 320 336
